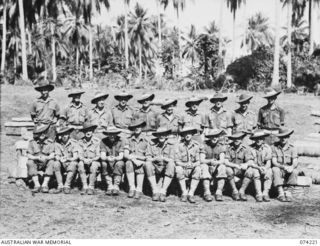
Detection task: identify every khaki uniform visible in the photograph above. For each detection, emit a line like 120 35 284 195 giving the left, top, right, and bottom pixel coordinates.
200 141 227 180
111 105 134 130
205 108 232 133
54 139 80 173
231 109 256 133
249 143 272 180
174 140 201 180
145 140 175 178
88 107 113 139
30 97 60 140
271 143 298 187
27 139 56 177
157 113 180 134
180 110 206 143
133 107 158 133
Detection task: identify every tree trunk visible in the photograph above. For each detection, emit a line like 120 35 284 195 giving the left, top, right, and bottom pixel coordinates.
1 0 7 76
177 2 182 61
157 0 162 49
26 28 32 54
18 0 28 80
232 13 236 62
51 23 57 82
124 1 129 69
287 0 292 88
218 0 224 58
272 0 280 87
76 48 79 74
139 40 142 80
89 24 93 79
309 0 314 56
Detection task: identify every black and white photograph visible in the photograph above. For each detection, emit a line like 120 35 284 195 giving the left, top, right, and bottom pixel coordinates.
0 0 320 241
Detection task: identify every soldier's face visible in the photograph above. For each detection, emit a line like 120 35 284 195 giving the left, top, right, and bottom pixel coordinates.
267 96 276 105
165 105 173 114
134 127 142 135
190 104 198 112
210 136 219 144
120 99 128 107
240 102 249 111
73 95 81 103
109 135 116 142
39 132 47 141
183 133 192 141
213 100 223 108
255 138 264 146
158 135 167 143
97 99 105 108
142 100 151 108
279 136 289 145
233 138 242 146
85 130 93 138
61 133 70 143
40 89 49 98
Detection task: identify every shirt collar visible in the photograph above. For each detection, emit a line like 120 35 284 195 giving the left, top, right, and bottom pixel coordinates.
116 104 128 112
140 107 151 113
70 102 83 109
130 134 144 142
211 107 226 114
186 109 199 116
37 96 52 103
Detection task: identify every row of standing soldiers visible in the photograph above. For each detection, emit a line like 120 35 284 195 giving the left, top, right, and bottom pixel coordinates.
26 79 298 203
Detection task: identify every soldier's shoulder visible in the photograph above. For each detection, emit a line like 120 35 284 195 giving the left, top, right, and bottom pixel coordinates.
92 137 101 143
46 138 54 143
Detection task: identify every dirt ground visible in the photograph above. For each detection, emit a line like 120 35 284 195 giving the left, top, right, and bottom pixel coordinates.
1 85 320 239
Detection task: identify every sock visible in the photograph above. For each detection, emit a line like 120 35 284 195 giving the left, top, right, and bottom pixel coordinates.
32 176 40 187
229 179 238 194
105 175 113 190
127 172 135 191
203 179 211 195
188 179 200 196
148 175 158 194
216 179 225 195
80 173 88 189
179 179 188 196
161 176 172 194
254 179 262 196
42 176 50 187
64 172 74 188
136 174 144 192
239 177 251 194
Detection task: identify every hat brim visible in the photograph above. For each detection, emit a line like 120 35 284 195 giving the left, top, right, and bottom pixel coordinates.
237 96 253 104
179 129 198 135
68 92 85 98
205 130 224 138
210 97 228 103
35 84 54 92
263 91 281 98
137 94 155 103
185 99 203 108
57 128 74 136
228 133 246 140
80 125 97 132
161 100 178 109
115 95 133 101
249 133 269 140
152 129 171 137
128 122 147 131
91 95 109 104
276 130 294 138
103 130 121 135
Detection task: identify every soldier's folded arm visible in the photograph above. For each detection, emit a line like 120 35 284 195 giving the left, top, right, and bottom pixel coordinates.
200 152 212 165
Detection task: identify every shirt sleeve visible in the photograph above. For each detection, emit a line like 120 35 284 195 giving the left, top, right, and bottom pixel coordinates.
100 141 107 153
271 146 278 159
279 107 285 126
291 145 298 159
225 149 231 160
174 145 182 162
30 102 37 118
60 107 68 120
244 148 254 162
194 146 200 162
27 141 35 155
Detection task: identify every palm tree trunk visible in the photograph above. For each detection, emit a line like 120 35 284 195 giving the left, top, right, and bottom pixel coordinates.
218 0 224 58
177 2 182 62
157 0 162 49
272 0 280 87
1 0 7 76
287 0 292 88
139 40 142 80
51 23 57 82
26 28 32 54
232 13 236 62
18 0 28 80
76 48 79 73
89 24 93 79
309 0 314 56
124 1 129 69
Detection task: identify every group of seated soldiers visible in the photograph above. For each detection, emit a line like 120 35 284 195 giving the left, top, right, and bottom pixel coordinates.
24 78 298 203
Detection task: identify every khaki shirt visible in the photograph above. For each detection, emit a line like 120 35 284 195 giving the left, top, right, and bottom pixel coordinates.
133 107 158 131
157 113 180 133
231 109 256 133
249 143 272 167
100 137 125 157
124 134 149 156
78 137 100 159
181 110 205 131
88 107 113 132
111 105 134 129
205 108 232 131
200 141 226 160
271 143 298 166
61 102 88 126
30 97 60 124
225 144 253 165
257 104 285 130
175 140 200 163
146 140 175 159
54 139 80 159
27 139 55 156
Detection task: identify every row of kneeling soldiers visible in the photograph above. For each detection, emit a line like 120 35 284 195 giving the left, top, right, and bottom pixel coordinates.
25 121 298 203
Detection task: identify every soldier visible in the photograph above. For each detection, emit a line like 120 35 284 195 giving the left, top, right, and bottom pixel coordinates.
205 92 232 136
145 127 175 202
248 130 273 202
231 94 256 137
271 128 298 202
175 127 201 203
87 92 113 139
60 89 88 140
26 124 56 193
133 93 158 135
78 123 100 195
123 120 149 199
100 127 125 196
30 77 60 140
257 88 285 144
180 96 206 143
200 129 227 202
224 132 254 201
111 92 134 131
157 99 180 137
54 126 80 194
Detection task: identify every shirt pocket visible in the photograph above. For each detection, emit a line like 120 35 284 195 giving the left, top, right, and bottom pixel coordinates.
271 112 280 127
219 115 228 128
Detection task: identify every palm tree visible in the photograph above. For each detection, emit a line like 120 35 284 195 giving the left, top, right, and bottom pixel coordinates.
1 0 7 76
155 0 168 49
172 0 186 61
182 24 198 66
308 0 320 55
124 0 130 70
226 0 245 62
129 3 154 79
218 0 224 61
114 15 126 54
272 0 281 87
17 0 28 80
242 13 273 52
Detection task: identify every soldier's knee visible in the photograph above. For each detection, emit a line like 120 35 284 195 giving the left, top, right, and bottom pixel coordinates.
216 165 227 179
226 167 234 179
200 164 210 180
77 161 85 174
272 166 281 175
192 166 201 180
145 161 155 177
53 161 61 172
165 161 175 178
125 160 134 173
68 162 77 173
252 169 261 179
90 161 100 173
175 166 184 180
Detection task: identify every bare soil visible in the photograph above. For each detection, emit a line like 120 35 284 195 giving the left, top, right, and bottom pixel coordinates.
1 85 320 239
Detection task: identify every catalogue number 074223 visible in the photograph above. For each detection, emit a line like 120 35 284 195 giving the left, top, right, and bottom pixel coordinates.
300 240 318 245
